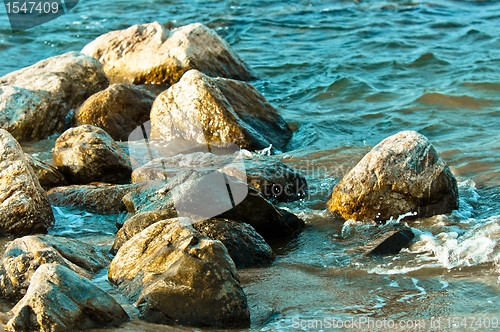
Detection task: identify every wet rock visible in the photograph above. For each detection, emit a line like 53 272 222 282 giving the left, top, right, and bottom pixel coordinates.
5 263 128 332
193 219 275 268
0 235 109 299
327 131 459 222
0 130 54 236
111 210 177 254
82 22 256 85
47 183 137 214
53 125 132 184
132 152 308 202
74 84 156 141
150 69 292 151
24 154 68 190
362 224 415 256
122 171 305 242
0 52 108 141
108 219 250 328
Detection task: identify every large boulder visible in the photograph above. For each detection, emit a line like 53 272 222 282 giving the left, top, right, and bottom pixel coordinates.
0 52 108 141
122 171 305 242
53 125 132 184
327 131 459 222
73 84 156 141
0 130 54 236
5 263 128 332
132 152 308 202
82 22 256 85
24 154 68 190
0 235 109 299
47 183 137 214
150 69 292 151
108 220 250 328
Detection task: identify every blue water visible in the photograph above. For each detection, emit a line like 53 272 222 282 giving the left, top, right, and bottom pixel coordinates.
3 0 500 330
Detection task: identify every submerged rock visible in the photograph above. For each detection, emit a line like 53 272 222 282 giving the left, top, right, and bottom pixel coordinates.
0 235 109 299
53 125 132 184
24 154 68 190
47 183 136 214
74 84 156 141
5 263 128 332
0 52 108 141
82 22 255 85
123 170 305 242
327 131 459 222
108 219 250 328
0 130 54 236
150 69 292 151
362 224 415 256
132 152 308 202
193 219 276 268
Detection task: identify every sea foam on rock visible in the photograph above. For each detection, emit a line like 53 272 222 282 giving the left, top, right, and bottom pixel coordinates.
53 125 132 184
108 219 250 328
73 84 156 141
5 263 128 332
0 52 108 141
150 69 292 151
0 130 54 236
82 22 256 85
327 131 459 222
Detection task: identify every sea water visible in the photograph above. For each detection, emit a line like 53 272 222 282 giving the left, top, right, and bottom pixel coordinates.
2 0 500 330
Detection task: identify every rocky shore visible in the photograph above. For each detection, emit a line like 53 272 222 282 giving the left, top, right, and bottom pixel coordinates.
0 22 459 331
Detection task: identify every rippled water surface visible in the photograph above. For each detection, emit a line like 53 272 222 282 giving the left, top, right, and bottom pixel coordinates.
2 0 500 330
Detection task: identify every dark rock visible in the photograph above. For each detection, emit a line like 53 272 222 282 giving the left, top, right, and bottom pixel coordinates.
0 52 108 141
53 125 132 184
47 183 137 214
150 69 292 151
74 84 156 141
193 219 275 268
131 152 308 202
108 219 250 328
0 235 109 299
5 263 128 331
362 224 415 256
0 130 54 236
122 170 305 242
24 154 68 190
327 131 459 222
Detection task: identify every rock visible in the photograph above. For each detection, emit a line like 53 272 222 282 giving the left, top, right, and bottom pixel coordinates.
82 22 256 85
327 131 459 222
5 263 128 332
111 210 177 254
0 130 54 236
150 69 292 151
0 52 108 141
132 152 308 202
108 220 250 328
24 154 68 190
0 235 109 299
123 171 305 241
363 224 415 256
193 219 275 268
47 183 137 214
53 125 132 184
74 84 156 141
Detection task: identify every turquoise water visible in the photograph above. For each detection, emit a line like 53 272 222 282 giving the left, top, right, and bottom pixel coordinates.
3 0 500 330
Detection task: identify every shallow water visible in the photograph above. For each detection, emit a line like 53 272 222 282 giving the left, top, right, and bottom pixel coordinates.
3 0 500 330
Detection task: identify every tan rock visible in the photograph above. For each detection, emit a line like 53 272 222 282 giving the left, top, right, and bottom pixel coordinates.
0 52 108 141
327 131 459 222
82 22 256 85
108 219 250 328
74 84 156 141
150 69 292 151
53 125 132 184
24 154 68 190
0 130 54 235
5 264 128 332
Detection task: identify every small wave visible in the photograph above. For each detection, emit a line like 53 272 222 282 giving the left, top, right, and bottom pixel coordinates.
408 52 450 68
415 92 493 110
